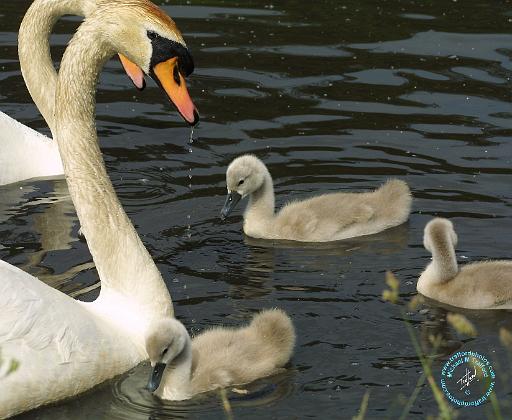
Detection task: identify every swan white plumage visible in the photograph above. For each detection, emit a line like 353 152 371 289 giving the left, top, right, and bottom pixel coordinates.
0 111 62 184
145 309 295 400
0 0 198 416
0 0 94 185
418 218 512 309
0 0 153 186
221 154 412 242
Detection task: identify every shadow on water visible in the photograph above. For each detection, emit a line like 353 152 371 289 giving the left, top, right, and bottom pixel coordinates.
2 0 512 418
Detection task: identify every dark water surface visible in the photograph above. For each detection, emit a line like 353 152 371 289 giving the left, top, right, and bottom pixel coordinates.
1 0 512 418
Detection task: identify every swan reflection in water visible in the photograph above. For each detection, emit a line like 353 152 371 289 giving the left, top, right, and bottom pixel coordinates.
0 179 94 294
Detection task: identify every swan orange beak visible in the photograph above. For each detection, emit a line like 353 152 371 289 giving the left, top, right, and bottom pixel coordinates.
119 55 199 126
119 54 146 90
151 57 199 126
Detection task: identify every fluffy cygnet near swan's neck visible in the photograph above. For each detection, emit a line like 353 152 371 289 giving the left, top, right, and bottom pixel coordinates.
156 337 193 400
19 0 98 133
427 230 459 284
245 171 275 228
54 18 173 318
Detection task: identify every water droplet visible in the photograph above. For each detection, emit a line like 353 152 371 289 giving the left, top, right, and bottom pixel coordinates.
185 134 194 240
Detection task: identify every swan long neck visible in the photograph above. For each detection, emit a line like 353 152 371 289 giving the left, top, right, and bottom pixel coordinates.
245 172 275 223
159 337 193 398
18 0 98 133
428 231 458 283
54 21 172 317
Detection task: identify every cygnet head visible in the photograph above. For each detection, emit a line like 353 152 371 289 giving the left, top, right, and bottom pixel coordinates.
145 318 190 393
423 218 458 253
220 155 269 220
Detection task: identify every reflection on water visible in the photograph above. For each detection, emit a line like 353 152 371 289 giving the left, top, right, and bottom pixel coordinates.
2 0 512 418
0 179 94 294
107 364 295 420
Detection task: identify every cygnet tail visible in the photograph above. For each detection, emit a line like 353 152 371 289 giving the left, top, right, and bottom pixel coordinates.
376 179 412 226
250 309 296 367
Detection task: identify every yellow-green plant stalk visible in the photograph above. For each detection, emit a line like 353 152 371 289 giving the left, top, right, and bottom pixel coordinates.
446 313 477 338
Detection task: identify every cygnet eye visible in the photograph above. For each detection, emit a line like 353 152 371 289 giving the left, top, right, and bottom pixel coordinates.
238 179 245 186
162 348 168 357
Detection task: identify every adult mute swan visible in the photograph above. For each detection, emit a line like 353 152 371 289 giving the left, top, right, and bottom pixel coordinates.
0 0 198 417
220 154 412 242
418 218 512 309
0 0 192 185
146 309 295 400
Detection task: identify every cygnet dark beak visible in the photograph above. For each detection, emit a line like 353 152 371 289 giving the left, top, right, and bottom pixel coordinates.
220 191 242 221
147 362 166 392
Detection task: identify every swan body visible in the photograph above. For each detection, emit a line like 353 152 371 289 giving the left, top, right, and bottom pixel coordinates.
221 154 412 242
0 261 146 417
0 111 63 184
418 218 512 309
146 309 296 400
0 0 199 416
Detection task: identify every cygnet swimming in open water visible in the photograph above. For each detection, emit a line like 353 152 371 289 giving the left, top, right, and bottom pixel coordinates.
220 154 412 242
418 217 512 309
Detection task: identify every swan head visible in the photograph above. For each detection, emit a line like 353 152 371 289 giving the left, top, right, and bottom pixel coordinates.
221 155 269 219
145 317 190 393
423 217 458 253
94 0 199 125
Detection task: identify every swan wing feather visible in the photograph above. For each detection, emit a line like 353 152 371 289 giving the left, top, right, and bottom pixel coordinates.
0 260 92 364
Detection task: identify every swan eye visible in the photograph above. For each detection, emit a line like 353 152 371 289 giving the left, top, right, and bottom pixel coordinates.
147 31 159 41
173 65 180 85
162 348 168 357
238 179 245 186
